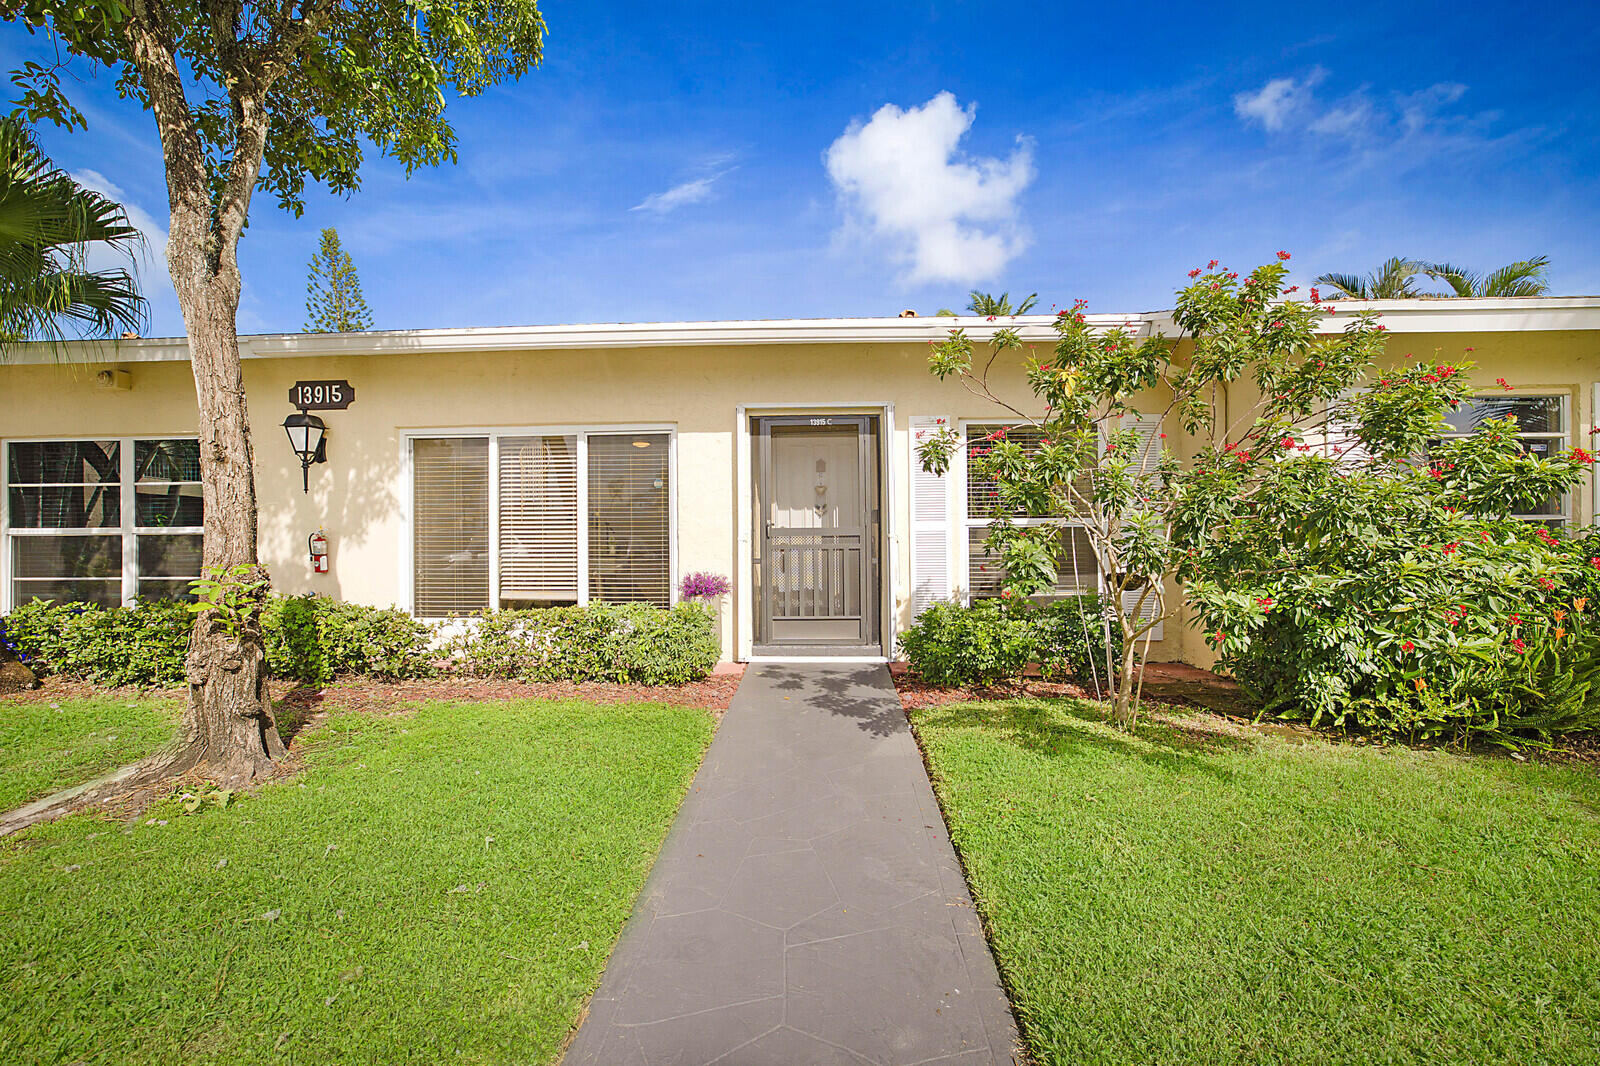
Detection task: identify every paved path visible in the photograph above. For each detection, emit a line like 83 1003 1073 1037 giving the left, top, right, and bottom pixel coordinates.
563 663 1020 1065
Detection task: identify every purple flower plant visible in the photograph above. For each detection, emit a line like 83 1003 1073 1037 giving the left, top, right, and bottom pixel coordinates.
680 571 731 601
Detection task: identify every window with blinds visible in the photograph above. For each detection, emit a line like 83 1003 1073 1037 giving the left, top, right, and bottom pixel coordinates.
963 423 1101 602
4 438 203 611
412 437 490 616
409 430 673 617
587 433 670 606
499 435 578 604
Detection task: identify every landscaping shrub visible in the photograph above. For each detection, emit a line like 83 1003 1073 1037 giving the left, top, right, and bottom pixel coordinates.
1031 596 1108 686
263 595 438 684
0 599 192 687
448 602 719 684
899 599 1106 687
1190 441 1600 742
3 595 437 687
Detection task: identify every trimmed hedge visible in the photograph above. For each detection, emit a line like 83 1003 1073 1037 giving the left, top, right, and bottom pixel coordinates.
0 599 192 687
0 597 720 688
446 602 720 685
898 597 1104 688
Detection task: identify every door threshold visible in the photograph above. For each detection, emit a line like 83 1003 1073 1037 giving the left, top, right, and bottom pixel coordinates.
750 645 887 663
749 655 890 665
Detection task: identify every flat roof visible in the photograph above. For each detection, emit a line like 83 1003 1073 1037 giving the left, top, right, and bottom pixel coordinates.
6 296 1600 365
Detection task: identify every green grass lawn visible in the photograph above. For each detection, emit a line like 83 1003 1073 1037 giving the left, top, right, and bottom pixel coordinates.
0 698 713 1066
0 696 181 812
911 698 1600 1066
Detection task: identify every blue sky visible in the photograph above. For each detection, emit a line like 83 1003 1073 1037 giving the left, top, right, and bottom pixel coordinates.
7 0 1599 336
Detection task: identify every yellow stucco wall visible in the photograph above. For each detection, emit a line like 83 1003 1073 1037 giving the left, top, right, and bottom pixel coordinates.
2 328 1595 664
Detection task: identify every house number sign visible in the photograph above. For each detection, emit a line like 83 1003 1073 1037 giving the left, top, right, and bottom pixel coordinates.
289 381 355 410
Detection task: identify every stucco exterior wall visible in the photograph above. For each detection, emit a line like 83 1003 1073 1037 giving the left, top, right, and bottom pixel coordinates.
2 326 1595 665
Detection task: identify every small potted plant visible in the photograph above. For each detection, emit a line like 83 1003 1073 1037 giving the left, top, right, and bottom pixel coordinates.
680 572 732 653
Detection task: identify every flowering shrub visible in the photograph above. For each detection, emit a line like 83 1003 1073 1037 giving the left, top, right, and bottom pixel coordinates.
679 572 731 601
917 255 1388 728
1186 374 1600 741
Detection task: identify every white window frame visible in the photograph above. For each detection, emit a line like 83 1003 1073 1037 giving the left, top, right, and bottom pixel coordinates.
956 419 1101 606
401 424 678 616
1 434 204 614
1436 391 1571 524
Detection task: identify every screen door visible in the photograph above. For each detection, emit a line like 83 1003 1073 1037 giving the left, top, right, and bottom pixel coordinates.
753 416 880 649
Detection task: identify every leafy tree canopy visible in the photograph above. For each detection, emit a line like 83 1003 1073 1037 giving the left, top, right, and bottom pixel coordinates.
3 0 546 222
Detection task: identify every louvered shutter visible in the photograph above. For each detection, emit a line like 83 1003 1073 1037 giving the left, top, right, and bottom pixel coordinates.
412 437 490 616
909 417 952 618
1118 413 1165 639
1119 411 1165 475
498 435 579 603
1318 391 1373 467
1122 586 1165 642
587 433 670 607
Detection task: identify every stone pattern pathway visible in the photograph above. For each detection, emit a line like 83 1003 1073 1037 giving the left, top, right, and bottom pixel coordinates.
563 664 1020 1065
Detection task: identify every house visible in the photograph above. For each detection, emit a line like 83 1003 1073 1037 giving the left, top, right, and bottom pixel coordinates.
2 297 1596 667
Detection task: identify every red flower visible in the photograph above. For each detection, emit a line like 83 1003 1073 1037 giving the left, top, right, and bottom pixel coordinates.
1496 377 1512 391
1443 543 1458 555
1570 447 1595 464
1376 325 1387 331
1207 259 1218 269
1277 250 1291 260
1511 637 1527 653
1188 268 1201 278
1591 556 1600 571
1510 614 1522 626
1539 577 1555 590
1280 437 1295 449
1401 640 1415 652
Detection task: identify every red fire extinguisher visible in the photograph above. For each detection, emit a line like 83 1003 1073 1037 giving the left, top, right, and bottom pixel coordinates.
309 529 329 574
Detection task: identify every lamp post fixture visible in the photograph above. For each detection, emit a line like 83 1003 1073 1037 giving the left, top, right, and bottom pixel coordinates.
282 410 327 493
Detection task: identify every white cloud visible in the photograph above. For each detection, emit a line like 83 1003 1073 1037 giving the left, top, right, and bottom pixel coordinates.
631 170 730 215
824 91 1034 284
1234 69 1325 131
70 168 177 333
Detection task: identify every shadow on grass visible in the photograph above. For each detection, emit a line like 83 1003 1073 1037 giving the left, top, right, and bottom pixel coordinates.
273 685 328 743
915 696 1258 781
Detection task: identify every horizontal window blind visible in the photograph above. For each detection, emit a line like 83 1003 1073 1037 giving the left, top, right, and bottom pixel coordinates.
587 433 670 607
412 437 490 616
498 435 579 603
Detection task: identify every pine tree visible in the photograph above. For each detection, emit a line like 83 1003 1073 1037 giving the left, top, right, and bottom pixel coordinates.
304 227 373 332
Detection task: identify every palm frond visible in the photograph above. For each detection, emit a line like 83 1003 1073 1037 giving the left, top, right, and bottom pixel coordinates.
1480 256 1551 298
0 115 147 354
1313 272 1369 300
1421 262 1478 297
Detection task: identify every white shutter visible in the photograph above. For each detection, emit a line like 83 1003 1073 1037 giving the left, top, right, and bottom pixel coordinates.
1316 391 1373 468
1122 586 1165 642
1118 413 1165 640
909 417 952 618
498 435 579 603
1119 411 1165 474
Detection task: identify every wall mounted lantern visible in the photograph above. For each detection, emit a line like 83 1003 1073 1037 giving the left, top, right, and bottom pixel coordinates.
282 411 327 493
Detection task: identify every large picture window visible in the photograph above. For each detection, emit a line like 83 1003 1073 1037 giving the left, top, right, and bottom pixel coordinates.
3 438 204 610
410 428 674 617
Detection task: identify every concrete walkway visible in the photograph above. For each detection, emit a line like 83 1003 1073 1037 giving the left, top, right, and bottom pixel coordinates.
564 664 1020 1066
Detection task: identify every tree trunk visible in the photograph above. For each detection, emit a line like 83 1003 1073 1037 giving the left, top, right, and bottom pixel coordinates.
166 255 286 785
1112 623 1140 731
